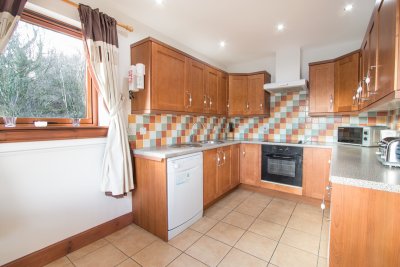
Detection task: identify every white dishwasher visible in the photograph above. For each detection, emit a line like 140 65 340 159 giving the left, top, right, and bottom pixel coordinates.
167 152 203 240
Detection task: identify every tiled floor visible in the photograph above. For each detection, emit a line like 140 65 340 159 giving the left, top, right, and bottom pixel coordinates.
45 187 330 267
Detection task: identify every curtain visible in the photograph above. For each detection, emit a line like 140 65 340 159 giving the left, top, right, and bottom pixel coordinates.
78 4 134 197
0 0 27 53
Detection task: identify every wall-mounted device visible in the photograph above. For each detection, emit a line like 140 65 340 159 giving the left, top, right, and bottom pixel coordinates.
128 63 145 99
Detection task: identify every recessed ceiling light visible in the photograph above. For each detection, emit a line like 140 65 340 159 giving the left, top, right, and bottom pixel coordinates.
155 0 164 5
277 24 285 32
344 4 353 12
219 41 226 48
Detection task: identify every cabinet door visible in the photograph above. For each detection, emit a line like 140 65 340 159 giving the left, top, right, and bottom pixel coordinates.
239 144 261 186
377 0 396 98
203 149 218 206
218 72 228 115
186 59 206 113
302 148 331 200
229 75 248 116
334 52 360 112
247 74 266 115
205 66 219 114
218 146 232 195
369 21 378 97
231 144 240 188
309 63 335 114
151 43 186 111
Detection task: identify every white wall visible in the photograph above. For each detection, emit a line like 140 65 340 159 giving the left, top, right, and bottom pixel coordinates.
227 56 276 82
0 139 132 265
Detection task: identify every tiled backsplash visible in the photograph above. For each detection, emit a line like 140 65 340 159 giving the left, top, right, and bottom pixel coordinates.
230 91 400 143
128 91 400 149
128 115 228 149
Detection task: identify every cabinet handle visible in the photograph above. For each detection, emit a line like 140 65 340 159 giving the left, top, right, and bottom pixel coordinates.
260 103 263 110
246 102 249 110
203 95 207 107
329 95 333 110
223 151 226 164
208 96 212 109
242 150 246 157
185 91 192 108
217 152 221 166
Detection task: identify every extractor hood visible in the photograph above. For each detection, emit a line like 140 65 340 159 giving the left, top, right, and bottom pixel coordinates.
264 46 308 93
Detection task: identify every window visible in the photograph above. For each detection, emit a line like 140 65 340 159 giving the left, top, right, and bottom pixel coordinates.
0 11 98 126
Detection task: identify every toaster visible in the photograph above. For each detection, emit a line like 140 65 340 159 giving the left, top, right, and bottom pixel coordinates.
377 137 400 167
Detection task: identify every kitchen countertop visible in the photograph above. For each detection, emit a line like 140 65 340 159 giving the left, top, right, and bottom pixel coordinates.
330 144 400 193
132 139 400 193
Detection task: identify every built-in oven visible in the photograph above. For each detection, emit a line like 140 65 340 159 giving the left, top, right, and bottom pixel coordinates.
261 145 303 187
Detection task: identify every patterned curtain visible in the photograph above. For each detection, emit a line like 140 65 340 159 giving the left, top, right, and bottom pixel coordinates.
0 0 27 53
78 4 134 197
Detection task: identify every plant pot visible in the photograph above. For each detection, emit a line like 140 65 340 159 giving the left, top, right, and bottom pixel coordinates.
3 116 17 127
72 118 81 127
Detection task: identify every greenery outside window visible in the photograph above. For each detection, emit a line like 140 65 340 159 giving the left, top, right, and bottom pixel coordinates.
0 10 98 126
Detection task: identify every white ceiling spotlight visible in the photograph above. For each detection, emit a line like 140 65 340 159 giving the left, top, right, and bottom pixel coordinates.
155 0 164 5
219 41 226 48
276 24 285 32
344 4 353 12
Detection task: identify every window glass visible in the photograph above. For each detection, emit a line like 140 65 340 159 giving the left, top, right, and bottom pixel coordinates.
0 21 86 118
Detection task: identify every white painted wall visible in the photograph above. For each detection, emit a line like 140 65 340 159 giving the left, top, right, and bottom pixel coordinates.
0 139 132 265
227 56 276 82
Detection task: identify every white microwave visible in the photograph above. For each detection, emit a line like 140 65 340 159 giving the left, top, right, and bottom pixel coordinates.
337 126 387 147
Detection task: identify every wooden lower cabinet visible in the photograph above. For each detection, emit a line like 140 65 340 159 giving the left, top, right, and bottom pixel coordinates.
203 145 239 207
330 183 400 267
239 144 261 186
302 147 332 199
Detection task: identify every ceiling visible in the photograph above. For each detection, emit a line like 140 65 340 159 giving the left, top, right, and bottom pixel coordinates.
110 0 376 67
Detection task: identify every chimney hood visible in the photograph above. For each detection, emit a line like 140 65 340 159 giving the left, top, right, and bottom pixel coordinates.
264 46 308 93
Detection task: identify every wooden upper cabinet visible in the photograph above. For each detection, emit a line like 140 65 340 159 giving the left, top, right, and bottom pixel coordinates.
309 62 335 114
186 59 206 113
368 21 378 98
239 144 261 186
205 67 219 114
377 0 396 99
229 75 248 116
334 52 360 112
228 72 270 117
302 147 332 200
151 43 186 111
248 73 270 116
203 149 218 207
218 146 232 195
217 72 228 115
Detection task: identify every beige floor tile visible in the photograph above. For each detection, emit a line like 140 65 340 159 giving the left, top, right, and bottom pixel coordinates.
186 236 231 267
214 195 243 210
247 192 273 206
44 257 73 267
72 244 127 267
248 219 285 241
132 240 181 267
280 227 320 255
267 264 278 267
222 211 255 229
319 238 328 258
190 216 218 234
287 214 322 236
234 201 265 217
206 221 245 246
67 238 109 261
270 243 318 267
116 258 141 267
110 226 158 256
234 231 277 262
321 218 330 241
318 257 328 267
204 205 232 220
293 203 323 218
270 198 297 209
218 248 268 267
258 205 293 226
168 253 207 267
104 225 138 243
168 229 202 251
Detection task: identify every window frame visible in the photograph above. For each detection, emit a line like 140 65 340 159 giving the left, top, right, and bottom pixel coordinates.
0 10 98 127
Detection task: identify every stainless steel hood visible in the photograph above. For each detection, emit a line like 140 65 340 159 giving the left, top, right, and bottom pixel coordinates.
264 46 308 94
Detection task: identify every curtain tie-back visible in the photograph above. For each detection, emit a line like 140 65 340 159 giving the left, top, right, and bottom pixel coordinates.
109 93 125 118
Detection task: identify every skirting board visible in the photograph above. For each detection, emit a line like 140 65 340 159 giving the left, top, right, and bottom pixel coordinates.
3 212 133 267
